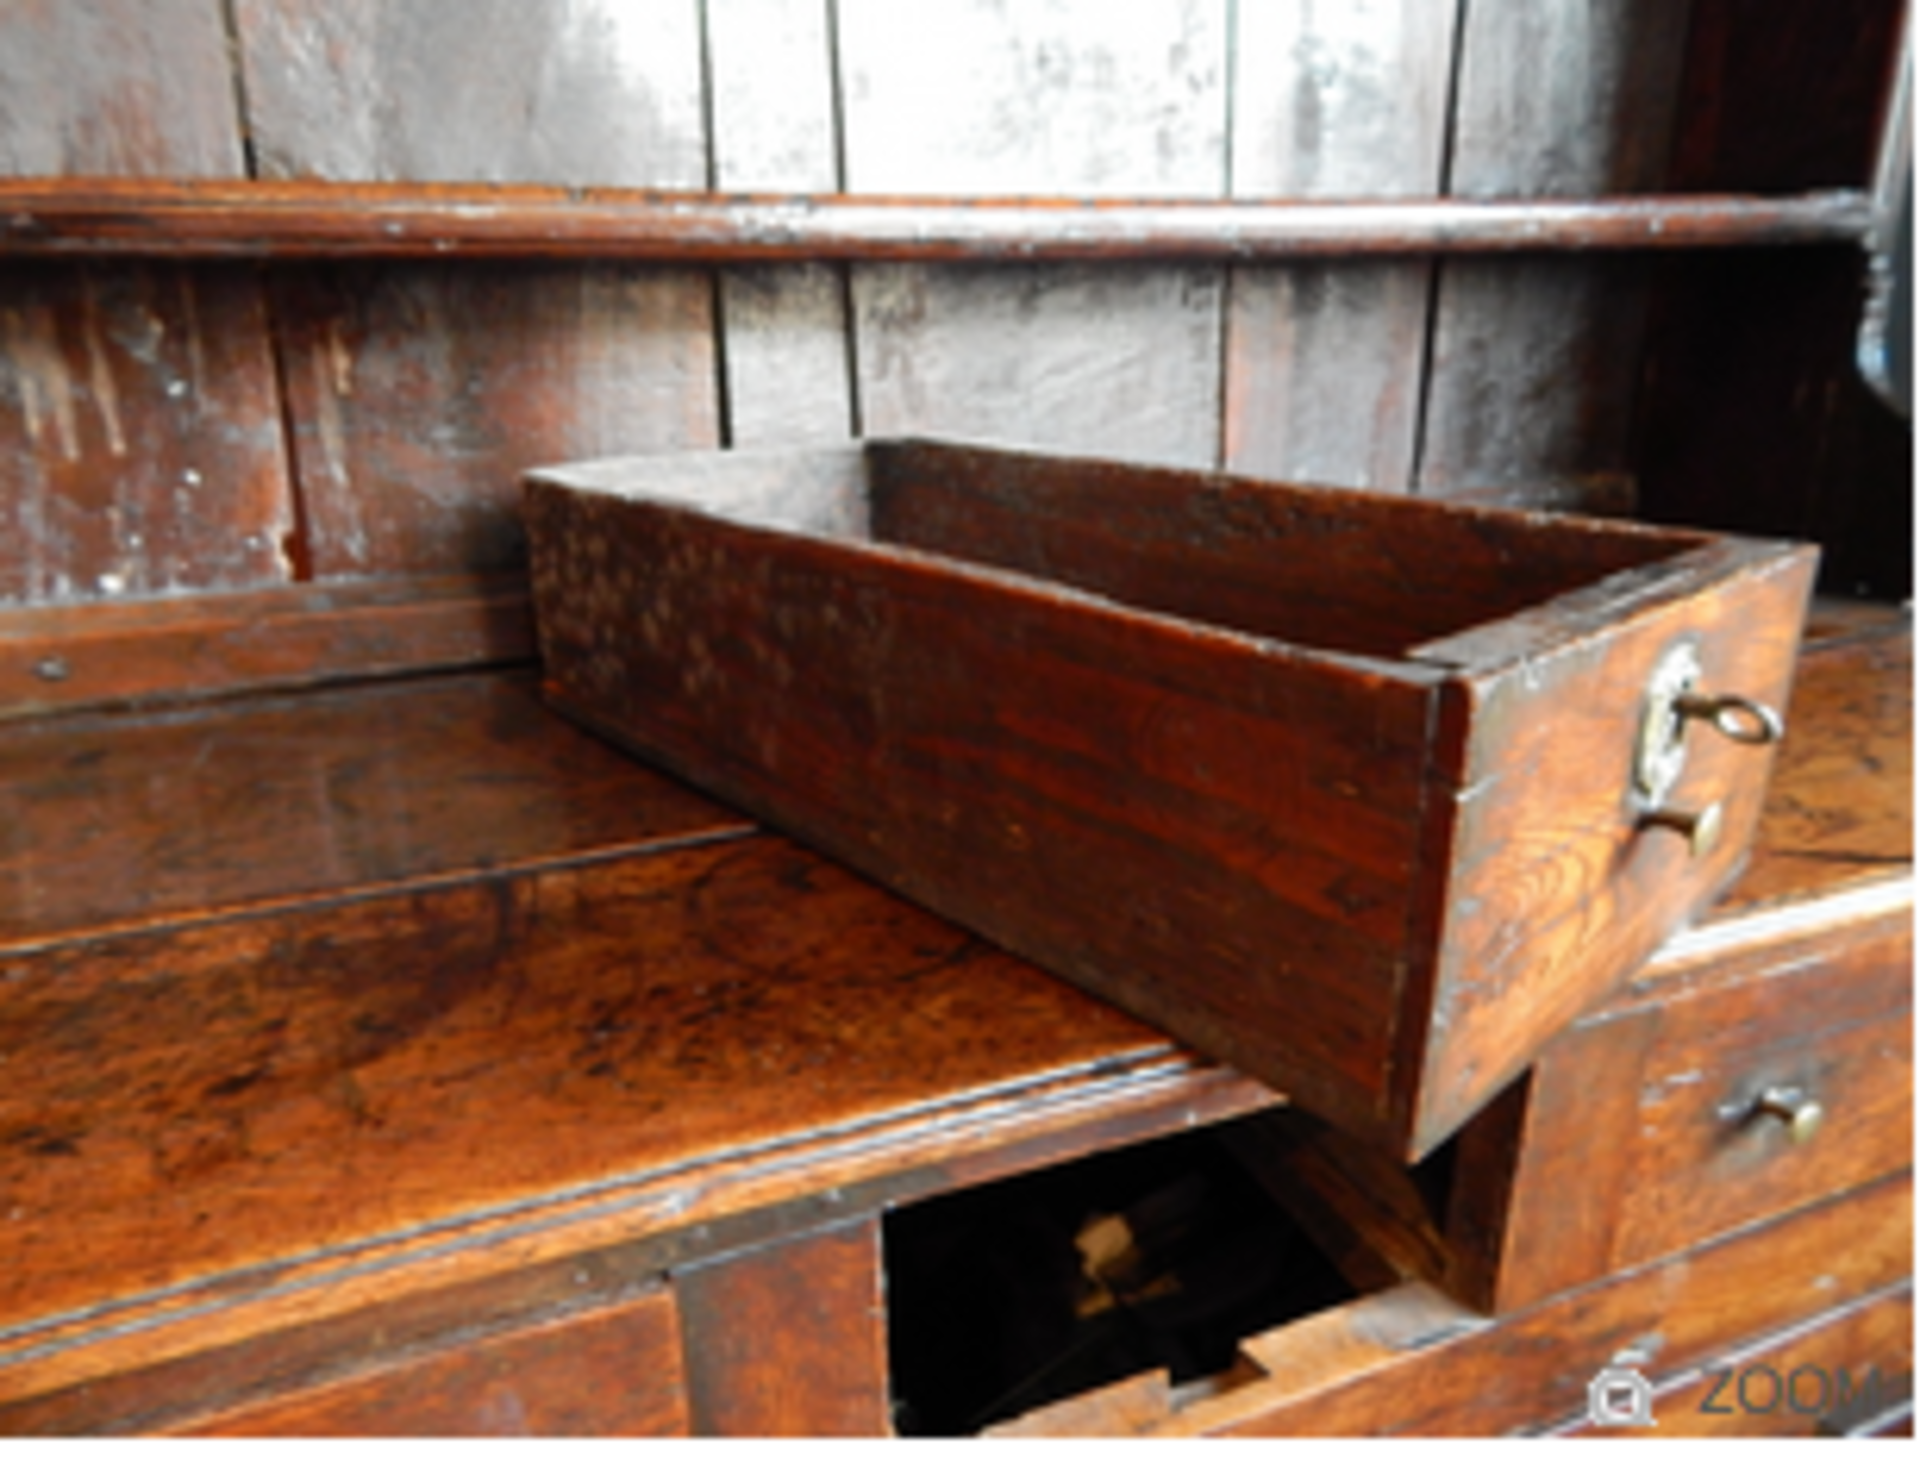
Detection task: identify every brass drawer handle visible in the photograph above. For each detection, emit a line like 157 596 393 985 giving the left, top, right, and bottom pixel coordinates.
1673 691 1785 747
1640 801 1724 858
1750 1085 1825 1145
1634 643 1786 834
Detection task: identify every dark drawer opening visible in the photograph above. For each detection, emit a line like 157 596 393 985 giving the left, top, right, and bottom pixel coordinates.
882 1110 1378 1435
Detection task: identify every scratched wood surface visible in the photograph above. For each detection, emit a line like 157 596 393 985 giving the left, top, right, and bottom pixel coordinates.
0 825 1180 1350
232 0 720 579
1415 0 1695 500
0 0 294 606
1223 0 1458 489
838 0 1229 468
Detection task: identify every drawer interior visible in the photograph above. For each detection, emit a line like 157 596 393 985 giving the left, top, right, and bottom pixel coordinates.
535 439 1702 659
881 1107 1453 1436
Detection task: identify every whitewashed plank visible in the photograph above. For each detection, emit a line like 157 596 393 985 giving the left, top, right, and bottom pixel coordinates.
1417 0 1695 500
1224 0 1460 489
0 0 294 605
239 0 707 187
234 0 721 578
707 0 855 446
839 0 1231 467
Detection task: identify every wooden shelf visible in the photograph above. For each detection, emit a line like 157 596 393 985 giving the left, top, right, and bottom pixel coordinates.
0 178 1874 262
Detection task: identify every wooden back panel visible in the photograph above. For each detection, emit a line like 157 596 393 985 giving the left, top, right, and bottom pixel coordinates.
0 4 1893 705
233 0 721 581
866 441 1697 656
0 1 294 608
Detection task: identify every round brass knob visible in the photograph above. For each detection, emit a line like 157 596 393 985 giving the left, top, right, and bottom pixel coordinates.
1641 800 1724 859
1752 1085 1824 1144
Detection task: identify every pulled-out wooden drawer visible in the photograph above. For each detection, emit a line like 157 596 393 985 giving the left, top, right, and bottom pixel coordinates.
524 439 1816 1157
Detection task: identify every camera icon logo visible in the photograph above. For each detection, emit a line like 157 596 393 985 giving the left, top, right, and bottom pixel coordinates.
1588 1354 1658 1428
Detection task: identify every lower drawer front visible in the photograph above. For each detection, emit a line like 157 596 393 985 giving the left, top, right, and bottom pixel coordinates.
991 1173 1912 1437
175 1286 690 1437
1489 905 1912 1309
1552 1283 1913 1437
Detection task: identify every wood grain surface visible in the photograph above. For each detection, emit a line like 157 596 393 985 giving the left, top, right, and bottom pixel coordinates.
677 1220 893 1435
1636 0 1911 603
1727 623 1912 910
0 604 1902 1428
526 448 1442 1140
0 824 1234 1397
1469 907 1910 1312
0 573 535 722
1405 538 1818 1150
0 669 746 946
1548 1285 1912 1437
0 0 242 179
0 178 1872 262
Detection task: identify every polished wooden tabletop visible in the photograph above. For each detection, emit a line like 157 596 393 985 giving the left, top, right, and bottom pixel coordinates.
0 602 1906 1400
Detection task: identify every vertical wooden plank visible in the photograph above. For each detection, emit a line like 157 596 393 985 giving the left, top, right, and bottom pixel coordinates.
0 0 243 178
1636 0 1909 600
234 0 720 580
707 0 855 447
1224 0 1459 490
676 1220 893 1437
1415 0 1694 501
0 0 296 606
839 0 1230 468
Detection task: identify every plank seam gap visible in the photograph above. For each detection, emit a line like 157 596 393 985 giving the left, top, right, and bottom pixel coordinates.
694 0 736 449
1214 0 1242 471
0 823 765 960
824 0 865 438
217 0 311 582
1407 0 1476 496
215 0 259 180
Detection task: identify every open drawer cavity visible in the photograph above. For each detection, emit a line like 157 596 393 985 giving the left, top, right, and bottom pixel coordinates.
883 1105 1468 1437
524 439 1818 1157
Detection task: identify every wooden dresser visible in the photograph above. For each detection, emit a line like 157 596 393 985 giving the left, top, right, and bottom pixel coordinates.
0 597 1906 1436
0 0 1909 1437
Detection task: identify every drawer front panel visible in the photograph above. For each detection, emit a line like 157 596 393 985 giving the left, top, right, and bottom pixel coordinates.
1411 541 1818 1156
1550 1282 1912 1437
1616 976 1910 1270
179 1285 690 1437
1492 906 1911 1308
